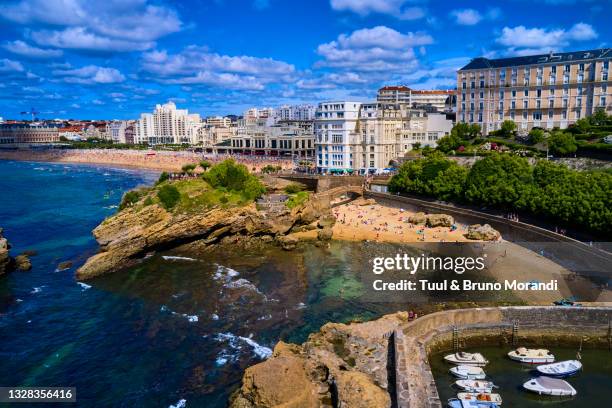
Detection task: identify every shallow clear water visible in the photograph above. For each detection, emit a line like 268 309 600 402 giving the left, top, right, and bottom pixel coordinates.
0 160 409 407
430 346 612 407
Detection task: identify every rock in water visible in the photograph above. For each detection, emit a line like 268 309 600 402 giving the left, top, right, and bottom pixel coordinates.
0 228 10 275
317 214 336 229
408 212 427 225
277 235 299 251
14 254 32 271
57 261 73 271
426 214 454 228
465 224 501 241
317 228 333 241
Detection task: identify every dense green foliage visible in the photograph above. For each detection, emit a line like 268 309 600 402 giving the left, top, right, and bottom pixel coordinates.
199 160 211 171
528 128 545 145
203 159 266 200
548 132 577 155
286 191 309 209
156 171 169 184
284 183 304 194
181 163 197 174
157 184 181 210
119 190 142 210
389 153 611 234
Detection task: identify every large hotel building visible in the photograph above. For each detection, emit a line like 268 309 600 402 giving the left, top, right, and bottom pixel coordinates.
457 48 611 134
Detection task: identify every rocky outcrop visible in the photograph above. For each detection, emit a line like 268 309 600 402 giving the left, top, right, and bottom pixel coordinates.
465 224 501 241
317 228 333 241
407 212 427 225
408 212 454 227
77 192 334 280
426 213 454 228
359 198 377 206
0 228 11 275
230 312 408 408
14 254 32 271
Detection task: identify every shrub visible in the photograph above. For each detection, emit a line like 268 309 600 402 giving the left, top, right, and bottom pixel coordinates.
119 190 141 210
549 132 577 155
157 171 169 184
286 191 309 209
182 163 197 174
284 183 304 194
528 128 546 145
199 160 211 171
204 159 266 201
157 184 181 210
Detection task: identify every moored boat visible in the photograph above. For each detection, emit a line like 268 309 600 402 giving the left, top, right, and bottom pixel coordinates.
457 392 503 405
455 380 496 393
445 352 489 367
450 365 486 380
536 360 582 377
448 398 500 408
523 377 577 396
507 347 555 364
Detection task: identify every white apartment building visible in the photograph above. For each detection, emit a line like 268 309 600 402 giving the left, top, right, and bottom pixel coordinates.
315 101 454 173
206 116 232 128
107 120 136 144
315 101 362 172
277 104 316 121
135 102 202 145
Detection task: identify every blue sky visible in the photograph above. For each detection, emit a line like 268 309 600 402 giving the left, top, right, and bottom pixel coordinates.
0 0 610 119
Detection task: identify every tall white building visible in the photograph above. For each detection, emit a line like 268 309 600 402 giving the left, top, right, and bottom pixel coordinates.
314 101 362 172
135 102 202 145
277 104 316 121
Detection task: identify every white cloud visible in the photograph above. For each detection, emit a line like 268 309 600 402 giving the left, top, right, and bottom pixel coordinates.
1 0 182 52
316 26 431 72
497 23 598 53
3 40 63 58
52 65 126 84
0 58 25 72
140 45 295 91
92 99 105 105
32 27 154 52
71 103 81 109
330 0 426 20
450 9 482 25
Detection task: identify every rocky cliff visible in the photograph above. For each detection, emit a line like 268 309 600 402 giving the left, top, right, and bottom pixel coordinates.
77 193 334 280
230 312 409 408
0 228 11 275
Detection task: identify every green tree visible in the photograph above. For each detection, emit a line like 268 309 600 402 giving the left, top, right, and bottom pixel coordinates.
182 163 197 174
548 132 577 155
590 108 608 126
574 118 591 134
436 134 461 153
411 142 422 150
500 120 517 138
156 171 169 185
203 159 265 200
199 160 211 171
157 184 181 210
528 128 546 145
119 190 141 210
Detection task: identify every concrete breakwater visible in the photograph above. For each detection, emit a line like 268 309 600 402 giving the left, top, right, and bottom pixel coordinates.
394 306 612 408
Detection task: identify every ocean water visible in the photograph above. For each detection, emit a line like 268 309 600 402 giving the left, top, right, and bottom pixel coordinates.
0 160 409 407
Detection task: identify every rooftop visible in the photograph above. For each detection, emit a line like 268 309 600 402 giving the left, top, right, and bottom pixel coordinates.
460 48 612 71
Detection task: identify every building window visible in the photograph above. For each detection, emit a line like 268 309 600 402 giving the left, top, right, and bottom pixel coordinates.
480 80 484 88
548 110 553 119
564 64 570 73
600 96 606 107
524 89 529 97
562 110 567 119
511 90 516 98
462 82 466 89
511 101 516 109
523 100 528 109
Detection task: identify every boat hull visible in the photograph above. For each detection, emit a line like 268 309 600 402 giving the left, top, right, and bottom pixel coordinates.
536 360 582 378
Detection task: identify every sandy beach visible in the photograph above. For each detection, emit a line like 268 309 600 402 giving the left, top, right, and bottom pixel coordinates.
0 149 296 173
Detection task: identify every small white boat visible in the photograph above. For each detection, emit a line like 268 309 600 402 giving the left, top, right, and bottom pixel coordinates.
457 393 503 406
450 365 486 380
445 352 489 367
448 398 500 408
455 380 496 393
523 377 577 396
536 360 582 377
508 347 555 364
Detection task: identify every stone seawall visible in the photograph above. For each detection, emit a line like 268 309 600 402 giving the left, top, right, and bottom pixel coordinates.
395 306 612 408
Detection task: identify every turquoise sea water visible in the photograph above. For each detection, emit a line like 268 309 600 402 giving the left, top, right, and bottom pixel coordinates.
0 160 409 407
